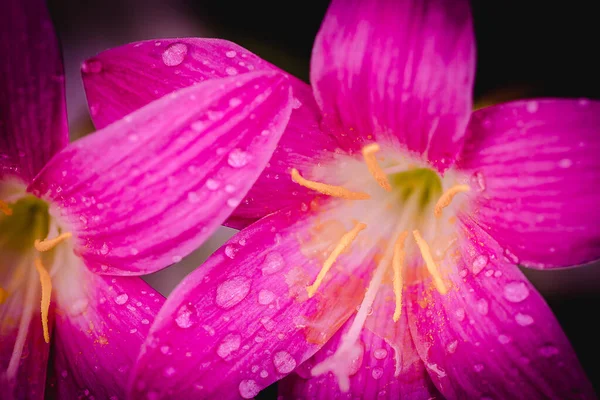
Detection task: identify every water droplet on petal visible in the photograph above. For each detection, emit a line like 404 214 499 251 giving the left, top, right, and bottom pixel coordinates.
175 304 196 328
373 348 388 360
539 345 559 357
115 294 129 305
503 281 530 303
225 245 238 259
226 67 238 76
82 59 103 74
238 380 260 399
163 366 176 377
228 149 250 168
503 248 519 264
258 289 275 305
206 179 220 191
216 277 251 309
526 101 539 113
476 298 489 315
472 255 488 275
229 97 242 107
455 308 466 321
187 192 200 204
498 334 511 344
273 351 296 374
515 313 534 326
162 43 188 66
217 333 241 358
558 158 573 168
261 252 285 275
371 367 384 380
225 50 237 58
473 364 484 373
100 243 109 255
446 340 458 354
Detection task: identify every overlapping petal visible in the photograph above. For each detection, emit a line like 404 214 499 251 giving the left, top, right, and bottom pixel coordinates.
46 253 164 399
458 99 600 268
310 0 475 168
129 203 380 399
29 72 293 275
407 219 594 399
0 0 69 182
82 37 340 229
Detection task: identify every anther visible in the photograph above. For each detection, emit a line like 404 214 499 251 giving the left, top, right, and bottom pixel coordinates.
0 200 13 216
34 232 72 252
291 168 370 200
361 144 391 192
33 258 52 343
434 184 470 217
412 230 448 295
392 231 408 322
307 222 367 297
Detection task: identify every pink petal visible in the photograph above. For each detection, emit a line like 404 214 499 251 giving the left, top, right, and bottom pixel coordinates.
0 0 69 183
0 255 50 400
28 72 293 275
279 302 439 399
129 204 378 399
47 262 164 399
407 218 594 399
458 99 600 268
82 37 337 229
310 0 475 168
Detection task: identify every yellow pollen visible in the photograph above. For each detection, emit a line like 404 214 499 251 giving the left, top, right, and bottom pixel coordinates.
34 232 72 252
0 287 8 304
392 231 408 322
290 168 370 200
412 230 448 295
434 184 470 217
361 144 391 192
0 200 13 216
33 258 52 344
306 222 367 298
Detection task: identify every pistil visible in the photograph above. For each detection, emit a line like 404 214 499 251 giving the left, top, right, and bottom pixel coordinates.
33 258 52 343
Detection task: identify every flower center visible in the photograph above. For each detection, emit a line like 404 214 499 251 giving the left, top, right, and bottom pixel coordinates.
290 143 470 390
0 191 73 349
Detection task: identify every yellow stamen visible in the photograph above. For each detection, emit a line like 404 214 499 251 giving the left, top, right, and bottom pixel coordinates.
34 232 72 252
33 258 52 344
0 200 13 216
412 230 448 295
361 144 391 192
291 168 370 200
392 231 408 322
307 222 367 298
434 184 470 217
0 287 8 304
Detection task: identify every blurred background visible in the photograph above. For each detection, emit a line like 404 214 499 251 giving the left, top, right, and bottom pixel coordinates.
46 0 600 395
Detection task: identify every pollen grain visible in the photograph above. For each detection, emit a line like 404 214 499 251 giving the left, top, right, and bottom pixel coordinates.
361 144 392 192
34 258 52 343
306 222 367 298
291 168 370 200
34 232 72 252
392 231 408 322
412 230 448 295
434 184 470 217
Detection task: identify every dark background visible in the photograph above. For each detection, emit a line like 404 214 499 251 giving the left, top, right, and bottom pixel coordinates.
47 0 600 396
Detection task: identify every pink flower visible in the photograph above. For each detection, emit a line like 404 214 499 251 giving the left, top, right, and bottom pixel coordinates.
0 1 292 398
84 0 598 399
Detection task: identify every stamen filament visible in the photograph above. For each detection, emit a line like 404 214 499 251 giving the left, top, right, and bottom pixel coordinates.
361 144 391 192
306 222 367 298
34 232 72 252
392 231 408 322
34 258 52 343
412 230 448 295
291 168 370 200
0 200 13 216
434 184 470 217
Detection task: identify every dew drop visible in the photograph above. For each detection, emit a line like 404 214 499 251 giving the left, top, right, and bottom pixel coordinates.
258 289 275 305
163 366 176 377
228 149 250 168
291 97 302 109
227 198 241 208
373 348 388 360
100 243 109 255
205 179 220 191
503 282 530 303
526 101 539 113
115 294 129 305
175 304 195 328
476 298 489 315
498 334 511 344
371 367 384 380
229 97 242 107
187 192 200 204
473 364 484 373
225 50 237 58
273 351 296 374
226 67 238 76
515 313 534 326
216 277 251 309
82 59 103 74
238 379 260 399
446 340 458 354
261 252 285 275
225 245 238 259
217 333 241 358
455 308 466 321
472 255 488 275
558 158 573 168
162 43 188 66
539 345 559 358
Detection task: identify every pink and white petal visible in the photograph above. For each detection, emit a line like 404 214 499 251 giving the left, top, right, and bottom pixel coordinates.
28 71 293 275
0 0 69 183
0 254 50 400
279 297 439 400
458 99 600 268
129 204 381 400
310 0 475 168
407 218 594 399
82 37 339 228
46 252 164 399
